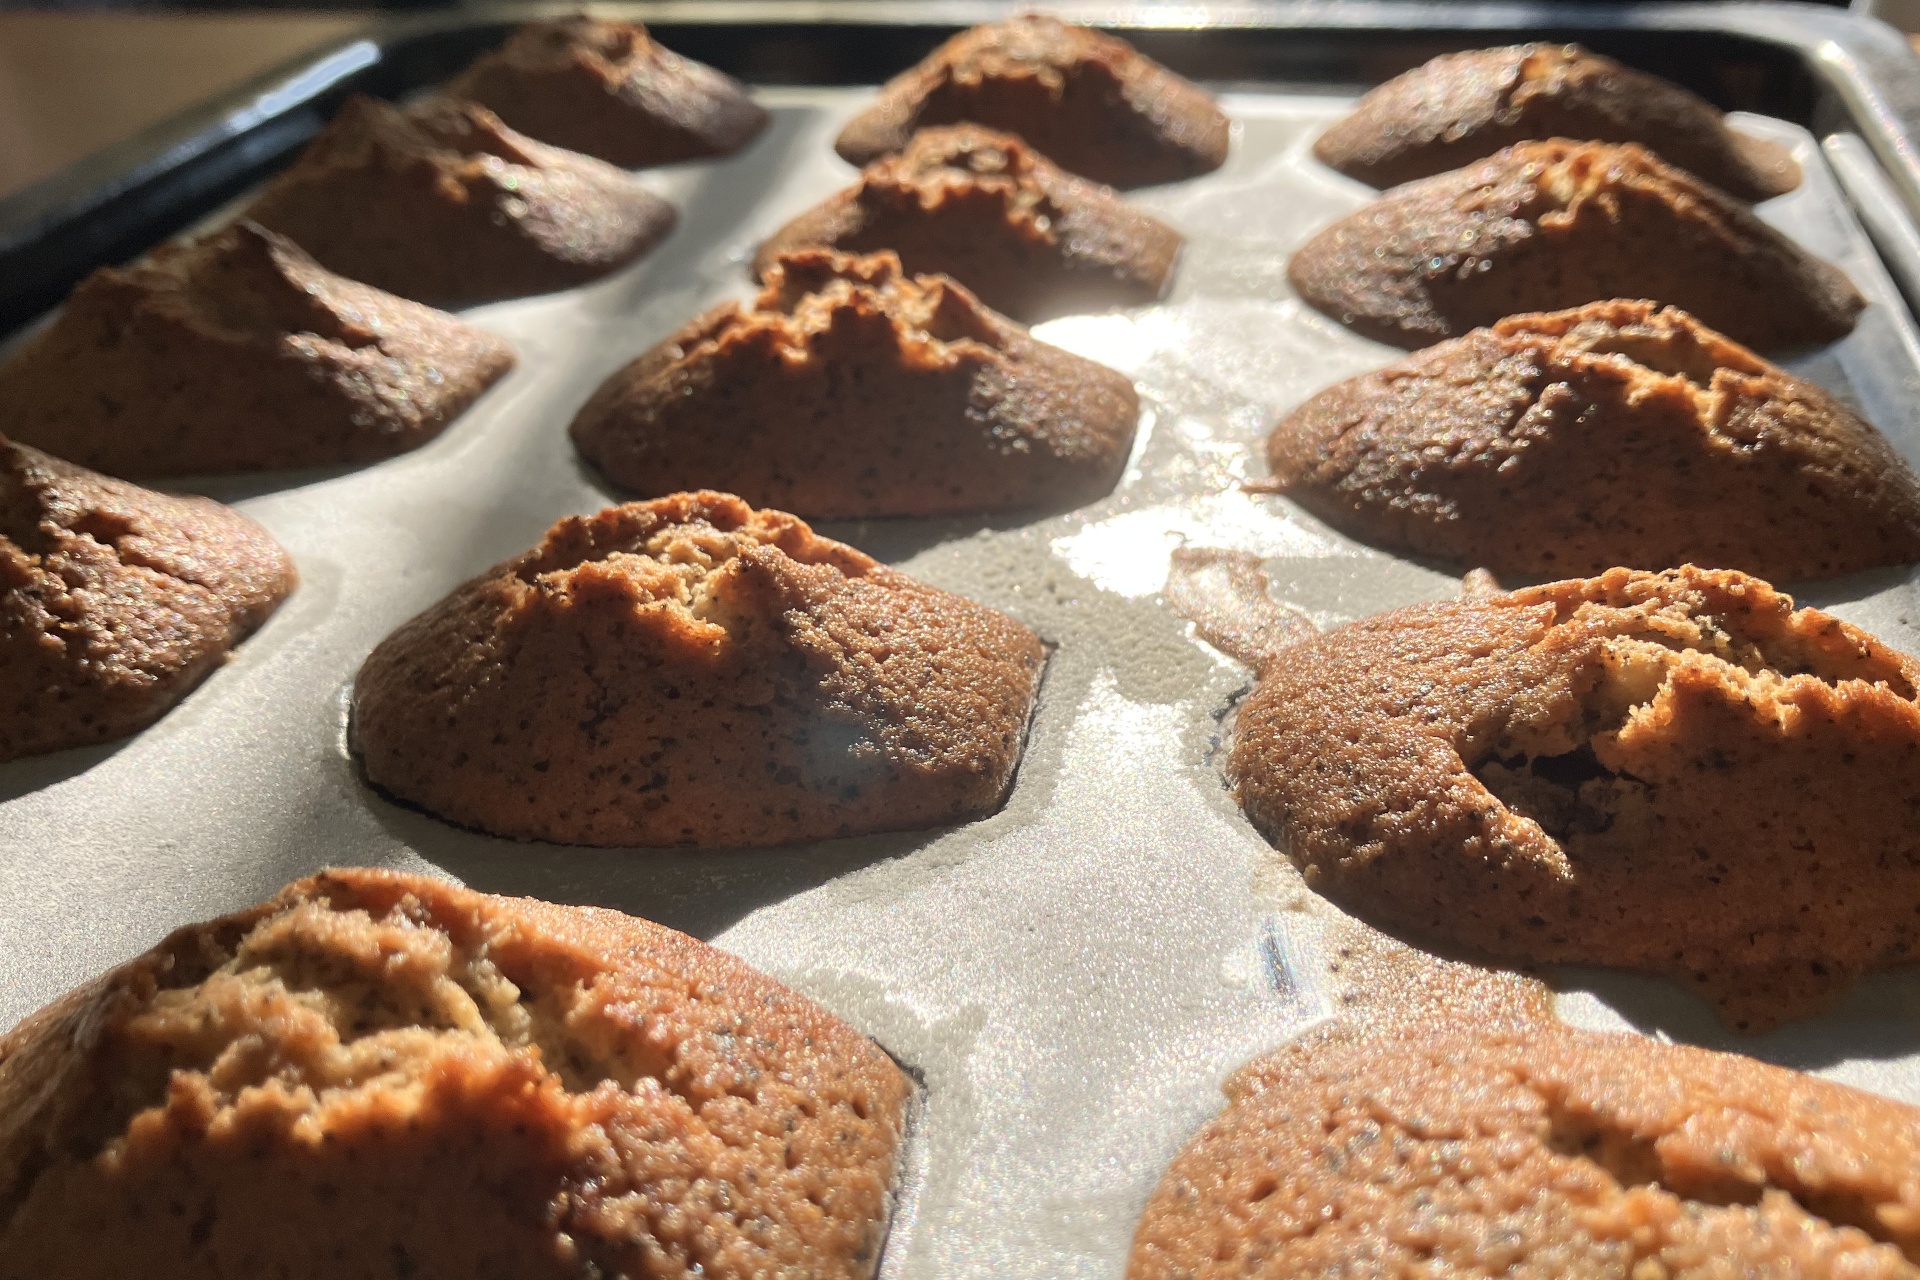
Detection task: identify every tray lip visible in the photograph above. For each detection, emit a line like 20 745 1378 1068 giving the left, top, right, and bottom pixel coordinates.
6 0 1920 332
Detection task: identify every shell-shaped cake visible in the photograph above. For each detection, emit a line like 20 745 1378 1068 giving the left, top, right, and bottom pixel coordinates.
0 868 910 1279
1315 42 1800 199
0 437 295 762
1266 300 1920 580
1230 564 1920 1030
0 222 515 477
444 17 768 167
1289 140 1861 351
244 95 676 307
572 248 1139 517
757 124 1181 322
1131 1023 1920 1278
835 14 1229 188
353 491 1047 847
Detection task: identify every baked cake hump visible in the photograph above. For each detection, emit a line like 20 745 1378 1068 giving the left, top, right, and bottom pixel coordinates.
0 221 515 477
835 15 1229 188
0 867 910 1279
572 248 1139 516
1230 564 1920 1030
353 491 1046 846
1315 43 1800 199
1266 300 1920 580
1289 139 1862 351
244 95 676 308
757 124 1181 322
1130 1023 1920 1279
443 17 768 167
0 437 295 762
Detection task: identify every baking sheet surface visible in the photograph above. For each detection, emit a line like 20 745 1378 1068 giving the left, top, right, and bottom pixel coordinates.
4 88 1920 1277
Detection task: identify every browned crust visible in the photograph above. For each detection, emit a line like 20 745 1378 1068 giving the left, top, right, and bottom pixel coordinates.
352 490 1046 847
1129 1023 1920 1278
759 124 1181 322
834 15 1227 188
443 17 768 167
0 222 515 477
1314 43 1800 199
243 95 677 308
1229 564 1920 1030
1288 140 1861 351
0 867 910 1279
0 438 296 762
571 248 1139 516
1265 300 1920 580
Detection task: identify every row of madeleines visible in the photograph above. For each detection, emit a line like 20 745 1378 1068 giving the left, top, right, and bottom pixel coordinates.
6 24 1920 1278
1150 44 1920 1280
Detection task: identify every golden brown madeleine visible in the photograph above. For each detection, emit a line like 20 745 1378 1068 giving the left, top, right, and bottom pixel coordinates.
1131 1023 1920 1279
1289 140 1861 351
443 17 767 167
835 14 1228 188
0 868 910 1279
244 95 676 308
573 248 1139 517
758 124 1181 322
353 491 1045 847
1266 300 1920 580
0 437 295 762
1229 565 1920 1030
0 222 515 477
1316 43 1799 199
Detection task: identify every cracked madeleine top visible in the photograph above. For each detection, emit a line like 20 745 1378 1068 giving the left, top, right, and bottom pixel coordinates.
1315 42 1800 199
0 221 514 476
243 95 676 308
1289 139 1861 351
1230 564 1920 1031
1129 1022 1920 1280
1265 300 1920 580
833 14 1229 188
0 437 295 762
756 124 1182 323
353 491 1046 847
444 17 768 168
571 248 1139 517
0 868 910 1280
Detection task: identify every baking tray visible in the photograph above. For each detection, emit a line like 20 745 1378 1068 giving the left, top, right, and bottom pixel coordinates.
7 4 1920 1276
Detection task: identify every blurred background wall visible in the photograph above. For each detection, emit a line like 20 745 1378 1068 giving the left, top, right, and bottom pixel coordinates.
0 11 360 198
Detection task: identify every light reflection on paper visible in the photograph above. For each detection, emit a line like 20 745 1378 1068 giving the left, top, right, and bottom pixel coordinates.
1029 313 1168 374
1120 406 1160 487
1036 302 1379 417
1051 491 1343 599
1171 412 1253 482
